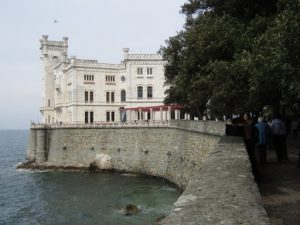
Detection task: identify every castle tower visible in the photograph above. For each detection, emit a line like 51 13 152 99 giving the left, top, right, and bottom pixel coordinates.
40 35 68 124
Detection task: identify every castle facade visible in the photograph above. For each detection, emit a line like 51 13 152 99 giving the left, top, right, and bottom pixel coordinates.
40 35 167 124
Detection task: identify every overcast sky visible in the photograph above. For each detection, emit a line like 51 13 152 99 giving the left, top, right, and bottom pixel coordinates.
0 0 186 129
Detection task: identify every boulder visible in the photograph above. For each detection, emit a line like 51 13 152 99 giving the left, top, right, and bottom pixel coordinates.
94 154 112 170
121 204 142 216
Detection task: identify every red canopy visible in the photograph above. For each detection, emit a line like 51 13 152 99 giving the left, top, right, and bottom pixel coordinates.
121 104 183 112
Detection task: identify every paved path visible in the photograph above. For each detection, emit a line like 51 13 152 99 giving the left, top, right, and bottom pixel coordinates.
258 136 300 225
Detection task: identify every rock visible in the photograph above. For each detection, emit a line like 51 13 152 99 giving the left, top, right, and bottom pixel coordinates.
121 204 142 216
88 161 97 173
94 154 112 170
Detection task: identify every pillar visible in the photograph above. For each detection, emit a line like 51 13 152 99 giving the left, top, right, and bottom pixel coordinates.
138 109 142 121
165 109 168 121
150 108 153 121
160 107 163 121
175 110 178 120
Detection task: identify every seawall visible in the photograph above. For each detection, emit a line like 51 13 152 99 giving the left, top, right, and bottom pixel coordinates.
24 120 269 224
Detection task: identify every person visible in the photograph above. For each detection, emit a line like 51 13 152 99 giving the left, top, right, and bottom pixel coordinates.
243 113 259 179
270 114 286 162
291 118 298 137
255 117 271 164
281 118 288 160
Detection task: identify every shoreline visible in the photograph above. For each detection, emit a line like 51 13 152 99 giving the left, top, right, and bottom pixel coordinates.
16 161 183 192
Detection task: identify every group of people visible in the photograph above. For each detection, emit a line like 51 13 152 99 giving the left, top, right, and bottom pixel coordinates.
242 113 291 179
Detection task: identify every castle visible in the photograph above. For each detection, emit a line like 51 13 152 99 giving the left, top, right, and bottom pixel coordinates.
21 36 268 225
40 35 171 124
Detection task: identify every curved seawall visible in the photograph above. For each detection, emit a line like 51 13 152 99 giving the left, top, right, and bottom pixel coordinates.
25 121 269 225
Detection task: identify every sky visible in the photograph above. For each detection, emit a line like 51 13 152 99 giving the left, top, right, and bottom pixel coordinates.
0 0 186 129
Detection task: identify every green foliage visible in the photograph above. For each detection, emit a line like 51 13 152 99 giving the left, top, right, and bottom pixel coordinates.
161 0 300 117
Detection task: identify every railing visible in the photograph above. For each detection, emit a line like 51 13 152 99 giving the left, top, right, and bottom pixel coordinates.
127 54 163 60
30 120 170 129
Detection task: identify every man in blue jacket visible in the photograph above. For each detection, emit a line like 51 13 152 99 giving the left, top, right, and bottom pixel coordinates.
255 117 271 164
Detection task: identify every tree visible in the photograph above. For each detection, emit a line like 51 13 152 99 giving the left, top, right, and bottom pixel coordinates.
161 0 300 117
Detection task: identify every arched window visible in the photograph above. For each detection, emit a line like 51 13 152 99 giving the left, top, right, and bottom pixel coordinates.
90 111 94 123
111 92 115 102
85 111 89 123
90 91 94 102
137 86 143 99
147 86 153 98
121 90 126 102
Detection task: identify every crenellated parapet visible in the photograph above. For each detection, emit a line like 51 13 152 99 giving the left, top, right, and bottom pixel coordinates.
40 35 68 57
127 54 163 60
68 56 125 70
122 47 163 61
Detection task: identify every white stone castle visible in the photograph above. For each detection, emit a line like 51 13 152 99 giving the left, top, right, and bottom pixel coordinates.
39 35 178 124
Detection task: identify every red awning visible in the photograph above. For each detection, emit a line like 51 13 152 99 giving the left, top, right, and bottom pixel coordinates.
121 105 183 111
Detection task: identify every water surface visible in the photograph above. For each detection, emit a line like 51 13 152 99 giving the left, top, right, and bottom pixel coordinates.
0 130 180 225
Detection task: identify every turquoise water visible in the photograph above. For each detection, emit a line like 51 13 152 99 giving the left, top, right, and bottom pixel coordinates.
0 130 180 225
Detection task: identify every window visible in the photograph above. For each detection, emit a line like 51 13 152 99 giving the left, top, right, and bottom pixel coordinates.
106 111 110 121
106 92 110 102
106 111 115 122
105 75 115 83
85 111 94 123
85 91 94 102
137 86 143 98
111 111 115 122
147 86 153 98
90 91 94 102
137 67 143 75
85 111 89 123
111 92 115 103
121 90 126 102
106 91 114 103
85 91 89 102
147 67 153 75
48 99 50 107
90 111 94 123
84 75 94 81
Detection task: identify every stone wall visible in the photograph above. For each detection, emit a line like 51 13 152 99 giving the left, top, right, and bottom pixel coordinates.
25 121 269 224
27 126 219 189
169 120 225 135
159 136 269 225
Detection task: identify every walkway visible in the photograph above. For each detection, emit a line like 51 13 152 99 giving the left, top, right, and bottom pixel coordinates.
258 136 300 225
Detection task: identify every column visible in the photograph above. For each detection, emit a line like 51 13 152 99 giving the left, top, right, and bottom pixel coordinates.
175 110 178 120
165 109 168 120
160 107 163 121
150 108 153 121
129 110 132 122
138 109 142 121
168 106 171 120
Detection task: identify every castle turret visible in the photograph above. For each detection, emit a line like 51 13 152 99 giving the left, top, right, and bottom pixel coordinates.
40 35 69 124
123 48 129 60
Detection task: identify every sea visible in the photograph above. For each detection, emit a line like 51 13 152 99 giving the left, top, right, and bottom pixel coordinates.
0 130 180 225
